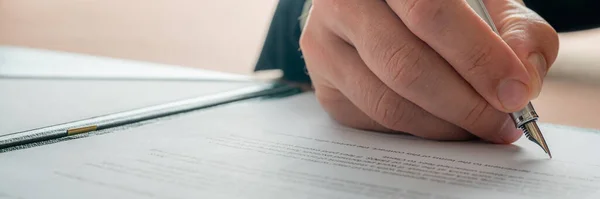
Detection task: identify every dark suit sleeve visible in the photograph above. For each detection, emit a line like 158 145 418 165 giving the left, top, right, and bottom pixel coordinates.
254 0 310 83
523 0 600 32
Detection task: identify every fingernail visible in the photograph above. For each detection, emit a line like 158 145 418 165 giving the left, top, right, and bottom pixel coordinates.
528 53 547 97
528 53 547 79
497 79 529 111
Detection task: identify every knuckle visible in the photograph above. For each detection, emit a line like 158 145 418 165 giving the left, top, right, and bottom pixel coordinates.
299 34 321 73
299 20 323 55
383 43 426 90
501 16 559 66
298 24 329 73
499 14 527 34
299 28 316 54
500 13 559 55
498 17 532 46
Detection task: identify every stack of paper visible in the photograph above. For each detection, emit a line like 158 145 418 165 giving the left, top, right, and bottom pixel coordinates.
1 92 598 199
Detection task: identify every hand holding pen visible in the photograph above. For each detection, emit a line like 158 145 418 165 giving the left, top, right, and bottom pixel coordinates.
299 0 558 148
467 0 551 157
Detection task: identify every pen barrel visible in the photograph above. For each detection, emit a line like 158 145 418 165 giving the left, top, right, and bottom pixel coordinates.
509 102 539 127
466 0 499 32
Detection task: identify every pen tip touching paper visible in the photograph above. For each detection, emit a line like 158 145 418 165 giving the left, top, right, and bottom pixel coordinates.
522 122 552 159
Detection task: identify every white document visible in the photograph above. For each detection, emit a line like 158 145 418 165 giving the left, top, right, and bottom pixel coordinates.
1 92 599 199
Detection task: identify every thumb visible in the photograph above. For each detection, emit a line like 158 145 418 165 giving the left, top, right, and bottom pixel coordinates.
484 0 560 98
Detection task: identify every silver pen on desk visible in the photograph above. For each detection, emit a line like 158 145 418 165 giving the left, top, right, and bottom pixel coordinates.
466 0 551 158
0 83 300 150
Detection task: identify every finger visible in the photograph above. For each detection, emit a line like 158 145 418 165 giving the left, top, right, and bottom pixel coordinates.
483 0 560 98
299 15 473 141
300 54 389 132
387 0 533 112
313 83 393 133
314 0 521 143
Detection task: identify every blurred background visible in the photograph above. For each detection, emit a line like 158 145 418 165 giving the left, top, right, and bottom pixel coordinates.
0 0 278 75
0 0 598 130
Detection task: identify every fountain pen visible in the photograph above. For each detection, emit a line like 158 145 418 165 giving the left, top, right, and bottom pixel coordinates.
467 0 552 158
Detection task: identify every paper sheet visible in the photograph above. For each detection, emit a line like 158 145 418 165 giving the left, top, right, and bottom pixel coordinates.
1 92 599 199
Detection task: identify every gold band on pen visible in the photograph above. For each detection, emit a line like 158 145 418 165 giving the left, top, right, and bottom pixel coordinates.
67 126 98 136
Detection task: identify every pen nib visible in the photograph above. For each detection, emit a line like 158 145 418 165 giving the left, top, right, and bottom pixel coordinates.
521 121 552 158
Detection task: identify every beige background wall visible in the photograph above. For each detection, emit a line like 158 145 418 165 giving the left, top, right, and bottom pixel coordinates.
1 0 599 130
0 0 278 74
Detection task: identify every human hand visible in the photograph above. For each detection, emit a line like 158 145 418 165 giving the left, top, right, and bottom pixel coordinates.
299 0 559 143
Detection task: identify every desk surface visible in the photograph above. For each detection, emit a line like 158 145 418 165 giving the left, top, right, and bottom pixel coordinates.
0 46 250 81
0 46 261 135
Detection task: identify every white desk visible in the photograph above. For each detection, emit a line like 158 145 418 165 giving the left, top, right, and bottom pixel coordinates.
0 46 251 81
0 46 262 135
